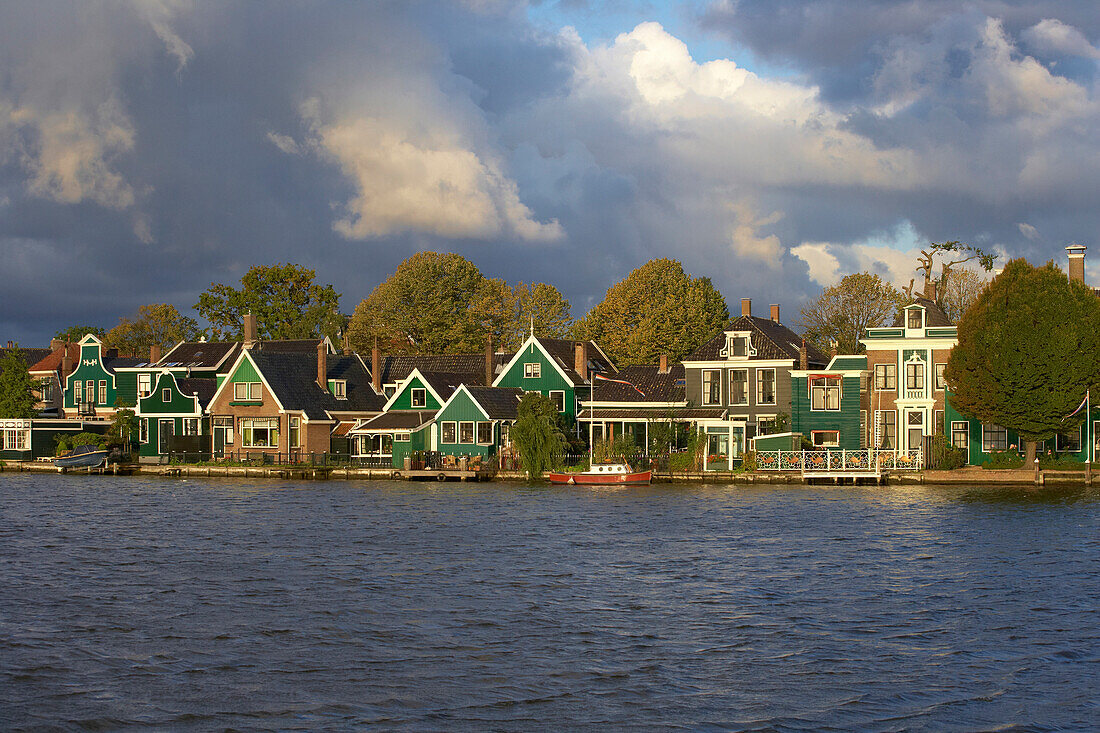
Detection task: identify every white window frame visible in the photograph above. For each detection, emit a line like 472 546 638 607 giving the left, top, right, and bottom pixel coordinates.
951 421 968 450
906 308 924 330
809 375 841 411
1055 425 1082 453
523 362 541 379
234 382 261 401
905 360 925 391
459 421 475 444
811 430 840 448
394 432 410 442
549 390 566 412
98 380 107 405
332 380 347 399
138 374 152 397
86 380 95 404
874 363 896 391
162 388 172 403
756 368 776 406
476 422 493 445
729 369 748 406
241 417 279 448
3 428 29 451
981 424 1008 453
702 369 722 406
935 363 947 391
183 418 199 436
214 416 233 445
139 418 149 443
875 410 897 449
411 388 427 408
441 421 457 444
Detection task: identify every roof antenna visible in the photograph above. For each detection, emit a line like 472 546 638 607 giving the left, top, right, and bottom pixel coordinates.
530 316 534 338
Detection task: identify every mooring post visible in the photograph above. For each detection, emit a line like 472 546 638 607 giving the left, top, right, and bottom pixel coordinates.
1034 457 1041 486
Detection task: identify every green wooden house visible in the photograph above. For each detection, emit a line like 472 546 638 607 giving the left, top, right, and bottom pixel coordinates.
63 334 124 419
944 393 1095 466
789 355 869 450
493 336 615 426
135 371 216 461
0 418 110 461
434 385 523 460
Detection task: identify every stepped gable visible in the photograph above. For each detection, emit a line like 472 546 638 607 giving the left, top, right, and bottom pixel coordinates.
0 346 51 367
592 363 685 403
176 378 218 407
366 352 514 386
158 341 240 369
536 337 617 382
464 386 524 420
249 352 383 419
893 296 953 327
686 315 828 366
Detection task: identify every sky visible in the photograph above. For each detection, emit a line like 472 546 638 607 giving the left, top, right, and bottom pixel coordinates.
2 0 1099 346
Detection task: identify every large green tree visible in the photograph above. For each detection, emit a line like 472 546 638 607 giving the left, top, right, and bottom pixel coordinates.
572 258 728 366
0 348 39 418
799 272 906 354
196 263 344 342
946 259 1100 463
514 282 573 342
511 392 568 480
104 304 203 356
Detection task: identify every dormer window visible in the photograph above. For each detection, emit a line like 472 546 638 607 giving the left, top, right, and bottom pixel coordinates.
332 380 347 399
907 308 924 330
720 332 755 359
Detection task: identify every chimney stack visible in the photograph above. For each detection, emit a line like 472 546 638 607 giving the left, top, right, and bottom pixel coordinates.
770 304 780 323
800 339 808 370
659 354 669 374
6 340 12 349
342 333 352 356
485 335 494 386
575 341 588 382
242 313 258 347
371 337 382 394
50 338 63 351
741 298 752 317
317 340 327 392
62 345 72 376
1067 244 1086 284
149 343 162 364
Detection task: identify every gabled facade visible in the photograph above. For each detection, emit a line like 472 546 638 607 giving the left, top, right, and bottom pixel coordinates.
62 335 121 419
28 342 80 416
434 385 524 460
493 335 615 423
860 297 955 452
135 371 215 461
790 355 869 450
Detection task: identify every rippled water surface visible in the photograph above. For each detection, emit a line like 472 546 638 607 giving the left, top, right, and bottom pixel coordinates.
2 475 1099 731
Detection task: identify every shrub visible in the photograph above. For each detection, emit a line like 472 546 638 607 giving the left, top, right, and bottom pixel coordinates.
929 434 966 470
1038 452 1086 470
740 450 757 472
982 448 1024 469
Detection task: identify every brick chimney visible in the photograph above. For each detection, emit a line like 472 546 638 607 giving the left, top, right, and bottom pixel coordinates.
50 338 63 351
342 333 352 356
149 343 162 364
575 341 588 382
770 304 780 323
242 313 258 347
62 345 72 376
659 353 669 374
371 337 382 393
741 298 751 317
485 335 494 386
317 340 327 392
1067 244 1086 284
799 339 808 370
5 340 12 348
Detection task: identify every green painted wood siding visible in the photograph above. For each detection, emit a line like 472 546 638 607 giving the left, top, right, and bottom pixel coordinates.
138 373 203 415
790 375 863 450
389 376 443 411
390 427 428 467
496 343 574 416
436 390 498 457
229 358 261 384
64 342 116 408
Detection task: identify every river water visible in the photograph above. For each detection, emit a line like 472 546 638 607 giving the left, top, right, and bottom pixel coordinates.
1 475 1098 731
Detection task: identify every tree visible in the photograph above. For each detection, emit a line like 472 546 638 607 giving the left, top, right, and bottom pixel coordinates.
514 282 573 342
572 259 728 366
940 268 989 323
195 263 344 342
0 347 39 418
511 392 568 480
108 398 137 452
104 304 203 356
799 272 906 354
946 259 1100 464
55 325 105 342
904 241 996 305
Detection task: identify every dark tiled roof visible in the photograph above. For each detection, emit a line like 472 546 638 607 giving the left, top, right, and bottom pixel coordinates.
0 347 51 368
536 337 617 383
354 411 435 431
364 353 513 385
589 364 685 403
159 341 240 369
176 378 217 408
104 357 145 371
893 297 953 327
578 407 728 420
253 339 334 354
249 352 383 420
464 386 524 420
685 316 828 365
415 370 474 402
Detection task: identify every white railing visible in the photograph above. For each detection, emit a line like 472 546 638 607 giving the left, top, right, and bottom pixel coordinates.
904 389 925 400
755 448 923 473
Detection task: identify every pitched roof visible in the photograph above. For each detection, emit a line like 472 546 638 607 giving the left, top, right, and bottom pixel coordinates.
827 355 868 371
590 364 686 403
364 353 514 385
463 386 524 420
252 339 335 354
415 370 475 402
28 344 81 376
535 337 617 383
0 347 51 368
176 377 218 408
894 297 953 327
248 352 383 420
685 315 828 365
158 341 241 370
104 357 145 371
354 411 435 431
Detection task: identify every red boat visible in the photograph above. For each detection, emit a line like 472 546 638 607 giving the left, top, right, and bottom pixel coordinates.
547 462 652 486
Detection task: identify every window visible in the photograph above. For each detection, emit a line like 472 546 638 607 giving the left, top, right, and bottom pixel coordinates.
288 416 301 448
395 432 410 442
702 369 721 405
86 381 95 404
384 385 396 399
812 430 840 447
477 422 493 444
3 428 29 451
40 379 53 403
214 416 233 445
729 369 748 405
757 416 777 436
874 364 896 391
233 382 261 401
459 421 475 444
982 424 1008 452
411 388 427 408
183 418 199 436
441 421 457 443
332 380 346 399
139 418 149 443
162 388 172 403
756 369 776 405
905 361 925 391
241 417 279 448
138 374 152 397
98 381 107 405
907 308 924 329
935 363 947 391
809 375 841 411
934 410 944 435
727 335 748 357
549 390 565 412
875 410 897 449
524 362 541 379
74 382 82 403
951 421 968 450
1056 426 1081 453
